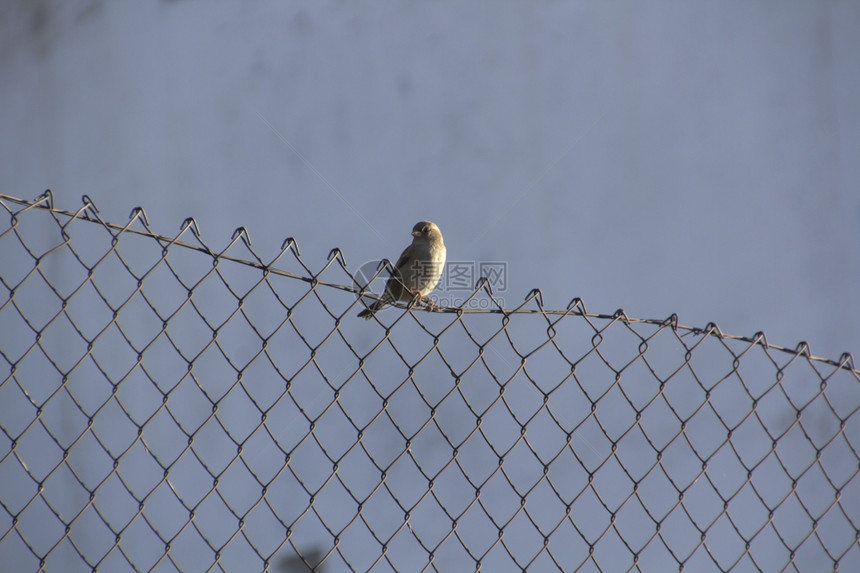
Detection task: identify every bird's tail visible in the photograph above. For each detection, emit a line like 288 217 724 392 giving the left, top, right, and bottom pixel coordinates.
357 298 387 319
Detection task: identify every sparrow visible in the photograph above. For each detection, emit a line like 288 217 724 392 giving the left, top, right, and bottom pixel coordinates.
358 221 447 319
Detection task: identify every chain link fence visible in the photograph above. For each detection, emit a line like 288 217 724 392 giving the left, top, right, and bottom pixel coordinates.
1 192 858 572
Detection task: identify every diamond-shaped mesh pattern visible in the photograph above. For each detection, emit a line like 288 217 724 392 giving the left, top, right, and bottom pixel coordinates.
1 192 859 572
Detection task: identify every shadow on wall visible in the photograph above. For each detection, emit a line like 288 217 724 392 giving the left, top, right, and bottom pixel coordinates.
279 548 325 573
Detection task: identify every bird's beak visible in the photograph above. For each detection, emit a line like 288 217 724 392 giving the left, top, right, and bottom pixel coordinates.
411 231 421 238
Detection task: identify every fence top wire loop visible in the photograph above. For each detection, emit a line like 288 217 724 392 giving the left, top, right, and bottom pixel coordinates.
0 191 858 573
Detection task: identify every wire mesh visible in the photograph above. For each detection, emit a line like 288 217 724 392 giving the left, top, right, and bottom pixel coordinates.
1 192 858 572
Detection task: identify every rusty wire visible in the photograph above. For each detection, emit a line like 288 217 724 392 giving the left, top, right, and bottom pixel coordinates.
0 192 858 572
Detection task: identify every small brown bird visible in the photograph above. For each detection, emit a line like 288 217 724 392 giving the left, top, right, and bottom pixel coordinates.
358 221 447 319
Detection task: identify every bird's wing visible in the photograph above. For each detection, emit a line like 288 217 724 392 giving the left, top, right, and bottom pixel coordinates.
392 247 412 274
384 245 413 299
